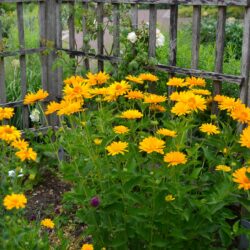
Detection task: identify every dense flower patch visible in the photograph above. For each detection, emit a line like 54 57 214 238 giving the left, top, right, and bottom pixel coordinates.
1 72 250 249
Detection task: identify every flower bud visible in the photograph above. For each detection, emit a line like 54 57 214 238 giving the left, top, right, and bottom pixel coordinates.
90 196 100 208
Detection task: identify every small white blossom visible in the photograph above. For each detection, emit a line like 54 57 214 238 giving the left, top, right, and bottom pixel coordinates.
8 170 16 177
30 109 40 123
227 17 236 25
156 32 165 48
127 31 137 43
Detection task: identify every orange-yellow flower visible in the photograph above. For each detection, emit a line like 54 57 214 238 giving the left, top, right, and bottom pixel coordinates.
3 193 27 210
138 73 158 82
125 90 144 100
139 136 165 154
185 76 206 88
167 77 186 87
0 107 14 121
57 101 83 116
15 147 37 161
120 109 143 119
171 103 191 116
239 126 250 148
106 141 128 156
199 123 220 135
41 218 55 229
23 89 49 105
164 151 187 166
218 96 238 112
81 244 94 250
107 81 131 96
144 94 167 104
11 139 29 150
0 125 21 142
229 102 250 124
156 128 177 137
85 71 110 86
215 165 231 172
113 125 130 134
149 104 166 113
232 167 250 190
45 101 61 115
64 75 85 85
191 89 211 96
126 75 144 84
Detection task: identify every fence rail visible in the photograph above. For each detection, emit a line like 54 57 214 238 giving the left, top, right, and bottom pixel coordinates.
0 0 250 127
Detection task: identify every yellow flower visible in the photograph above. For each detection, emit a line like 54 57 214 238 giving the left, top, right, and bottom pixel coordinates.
156 128 177 137
113 125 130 134
191 89 211 96
218 96 238 112
64 75 85 85
139 136 165 154
81 244 94 250
144 94 167 104
232 167 250 190
126 75 144 84
165 194 175 202
107 81 131 96
149 104 166 113
3 193 27 210
164 151 187 166
94 138 102 145
41 218 55 229
171 103 191 116
15 147 37 161
45 101 61 115
11 139 29 150
23 89 49 105
215 165 231 172
167 77 186 87
0 107 14 121
170 91 181 101
86 71 110 86
138 73 158 82
89 87 108 97
57 101 83 116
106 141 128 156
96 71 110 85
199 123 220 135
120 109 143 119
230 102 250 124
185 76 206 88
125 90 144 100
0 125 21 142
63 81 91 102
240 126 250 148
213 94 226 103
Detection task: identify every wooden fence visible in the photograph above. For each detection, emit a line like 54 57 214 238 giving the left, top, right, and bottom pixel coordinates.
0 0 250 128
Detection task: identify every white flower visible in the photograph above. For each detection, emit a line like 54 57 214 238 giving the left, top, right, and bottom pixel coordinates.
18 168 24 177
156 32 165 48
30 109 40 123
227 17 236 25
127 31 137 43
156 28 161 36
8 170 16 177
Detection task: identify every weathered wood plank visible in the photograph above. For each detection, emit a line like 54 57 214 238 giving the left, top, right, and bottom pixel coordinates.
153 64 244 84
56 0 63 98
213 6 226 99
82 1 90 71
0 19 6 104
61 0 250 6
0 47 45 57
17 2 29 128
130 3 138 29
60 48 243 85
191 5 201 69
112 3 120 75
68 1 75 52
240 7 250 105
97 2 104 71
46 0 59 126
39 0 48 106
148 4 157 58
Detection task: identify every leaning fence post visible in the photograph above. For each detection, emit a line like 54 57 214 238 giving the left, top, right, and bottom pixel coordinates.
0 18 6 105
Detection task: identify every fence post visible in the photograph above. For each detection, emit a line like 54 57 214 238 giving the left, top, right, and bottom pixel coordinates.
0 18 6 104
44 0 60 126
240 7 250 106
